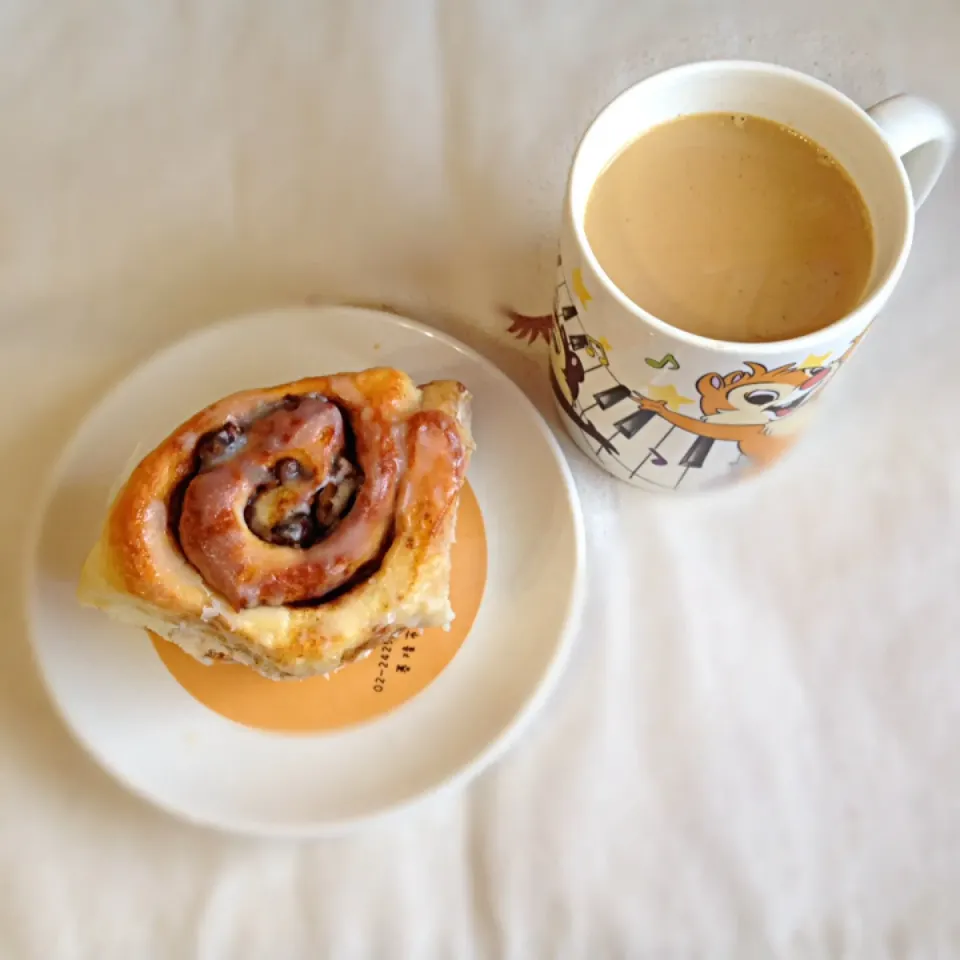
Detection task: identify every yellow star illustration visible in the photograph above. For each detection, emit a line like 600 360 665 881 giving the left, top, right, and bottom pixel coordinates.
598 336 612 352
646 383 695 411
801 352 831 368
572 268 592 308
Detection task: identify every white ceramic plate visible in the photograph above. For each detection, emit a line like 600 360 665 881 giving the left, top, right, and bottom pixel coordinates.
27 306 585 837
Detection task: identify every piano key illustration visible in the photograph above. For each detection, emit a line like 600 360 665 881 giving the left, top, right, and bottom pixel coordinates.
552 273 742 489
679 435 713 468
569 361 741 486
627 425 741 488
584 384 632 412
612 408 656 438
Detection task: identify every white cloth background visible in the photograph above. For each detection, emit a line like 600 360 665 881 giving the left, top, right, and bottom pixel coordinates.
2 1 959 957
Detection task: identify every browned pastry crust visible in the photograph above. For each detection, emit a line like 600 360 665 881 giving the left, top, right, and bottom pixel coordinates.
77 368 473 679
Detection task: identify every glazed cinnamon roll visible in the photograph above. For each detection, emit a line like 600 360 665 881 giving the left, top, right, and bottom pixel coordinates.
78 368 473 679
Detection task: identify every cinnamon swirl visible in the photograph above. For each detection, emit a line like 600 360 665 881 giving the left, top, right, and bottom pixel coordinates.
77 368 473 679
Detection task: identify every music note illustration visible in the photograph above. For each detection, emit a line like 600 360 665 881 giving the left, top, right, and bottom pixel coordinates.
645 353 680 370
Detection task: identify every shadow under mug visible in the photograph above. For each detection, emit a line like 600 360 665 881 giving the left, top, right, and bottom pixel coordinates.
549 60 954 492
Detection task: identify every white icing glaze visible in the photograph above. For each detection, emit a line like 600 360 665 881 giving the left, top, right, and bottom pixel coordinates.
200 600 226 621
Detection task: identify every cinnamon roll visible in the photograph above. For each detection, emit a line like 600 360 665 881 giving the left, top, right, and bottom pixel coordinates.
78 368 473 679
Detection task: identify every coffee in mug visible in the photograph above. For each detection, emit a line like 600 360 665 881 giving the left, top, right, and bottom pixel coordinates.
584 113 875 343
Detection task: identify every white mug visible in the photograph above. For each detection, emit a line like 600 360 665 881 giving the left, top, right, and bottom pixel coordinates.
550 60 954 492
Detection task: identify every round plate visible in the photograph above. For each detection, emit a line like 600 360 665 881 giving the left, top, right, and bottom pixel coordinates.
27 306 585 837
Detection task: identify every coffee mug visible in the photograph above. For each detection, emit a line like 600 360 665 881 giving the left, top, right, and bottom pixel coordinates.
549 60 954 492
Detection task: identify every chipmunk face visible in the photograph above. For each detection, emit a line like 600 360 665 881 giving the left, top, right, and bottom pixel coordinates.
697 362 829 425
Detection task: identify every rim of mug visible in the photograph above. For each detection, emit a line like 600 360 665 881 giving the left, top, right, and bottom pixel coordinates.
568 59 916 355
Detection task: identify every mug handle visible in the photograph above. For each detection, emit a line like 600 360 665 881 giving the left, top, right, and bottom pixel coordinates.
867 95 955 208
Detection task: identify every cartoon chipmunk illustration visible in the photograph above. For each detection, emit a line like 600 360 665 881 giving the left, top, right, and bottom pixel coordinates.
636 360 833 466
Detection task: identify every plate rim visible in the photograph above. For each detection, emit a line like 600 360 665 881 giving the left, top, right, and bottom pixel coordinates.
24 305 586 837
